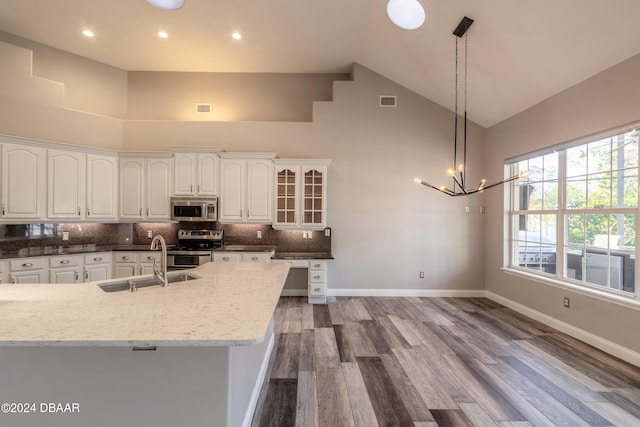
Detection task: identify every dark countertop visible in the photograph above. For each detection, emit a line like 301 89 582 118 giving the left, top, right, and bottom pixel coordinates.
213 245 277 253
272 252 333 260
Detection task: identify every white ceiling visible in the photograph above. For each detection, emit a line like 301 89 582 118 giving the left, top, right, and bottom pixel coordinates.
1 0 639 127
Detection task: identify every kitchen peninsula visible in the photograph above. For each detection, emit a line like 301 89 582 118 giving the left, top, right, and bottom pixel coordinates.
0 261 290 427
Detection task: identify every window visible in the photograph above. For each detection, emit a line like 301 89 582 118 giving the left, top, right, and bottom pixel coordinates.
508 127 638 296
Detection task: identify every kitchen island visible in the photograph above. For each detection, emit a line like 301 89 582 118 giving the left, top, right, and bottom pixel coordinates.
0 261 290 427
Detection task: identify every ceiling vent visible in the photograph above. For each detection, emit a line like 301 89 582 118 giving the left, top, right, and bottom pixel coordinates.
195 103 212 114
379 96 397 107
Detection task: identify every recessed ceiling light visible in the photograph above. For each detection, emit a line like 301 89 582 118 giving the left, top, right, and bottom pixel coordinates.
158 31 169 39
82 30 95 38
146 0 184 10
232 32 242 40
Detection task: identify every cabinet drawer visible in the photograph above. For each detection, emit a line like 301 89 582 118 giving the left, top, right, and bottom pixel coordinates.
140 253 159 264
84 253 112 264
309 270 326 283
10 258 46 271
49 255 82 268
214 253 241 262
309 260 327 271
308 284 325 296
114 252 137 263
241 253 271 262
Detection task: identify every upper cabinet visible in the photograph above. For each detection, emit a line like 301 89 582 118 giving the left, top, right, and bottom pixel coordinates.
218 153 276 223
1 143 46 219
119 155 172 220
273 159 331 230
48 150 118 220
172 148 224 196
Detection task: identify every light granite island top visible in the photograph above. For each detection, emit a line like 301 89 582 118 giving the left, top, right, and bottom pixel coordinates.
0 262 291 427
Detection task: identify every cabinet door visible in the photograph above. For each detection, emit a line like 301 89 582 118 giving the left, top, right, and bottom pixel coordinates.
50 268 80 284
114 263 137 279
146 158 172 219
274 167 298 227
87 154 118 219
197 153 218 196
119 158 144 219
10 271 47 284
173 153 196 196
301 166 326 227
1 143 46 219
85 264 111 282
48 149 86 219
219 160 245 221
246 160 273 222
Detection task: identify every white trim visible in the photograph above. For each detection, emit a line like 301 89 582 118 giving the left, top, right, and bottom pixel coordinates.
280 289 307 297
486 291 640 368
241 332 275 427
328 288 486 298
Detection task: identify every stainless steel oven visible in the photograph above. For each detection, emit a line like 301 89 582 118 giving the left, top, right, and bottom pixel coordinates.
167 251 212 270
166 229 223 270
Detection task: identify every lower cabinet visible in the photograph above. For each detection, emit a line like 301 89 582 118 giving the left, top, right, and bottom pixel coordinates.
49 255 83 284
308 260 328 304
84 253 112 282
9 258 47 284
113 251 159 278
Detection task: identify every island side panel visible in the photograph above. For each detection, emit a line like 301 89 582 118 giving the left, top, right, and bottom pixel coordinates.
0 346 231 427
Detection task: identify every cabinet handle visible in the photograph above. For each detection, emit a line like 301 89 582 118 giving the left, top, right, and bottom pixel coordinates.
147 256 154 261
87 207 91 216
21 262 33 268
77 207 81 216
251 256 258 261
247 209 250 218
190 184 193 192
240 209 243 218
222 257 230 261
313 275 321 279
93 257 102 262
140 267 143 275
139 208 142 216
2 205 5 215
313 263 320 268
313 287 320 292
146 208 149 216
122 256 130 260
60 259 70 265
84 268 89 280
197 184 200 192
10 275 15 284
75 271 79 281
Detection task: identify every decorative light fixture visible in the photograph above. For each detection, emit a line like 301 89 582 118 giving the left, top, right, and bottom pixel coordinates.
415 16 528 196
386 0 426 30
146 0 184 10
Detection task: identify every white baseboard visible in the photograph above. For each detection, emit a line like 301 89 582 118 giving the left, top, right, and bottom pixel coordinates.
328 289 486 298
486 291 640 368
241 332 275 427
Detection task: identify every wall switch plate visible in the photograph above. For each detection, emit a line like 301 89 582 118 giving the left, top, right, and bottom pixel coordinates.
563 297 570 308
465 206 470 213
62 231 69 241
480 206 486 214
257 230 262 239
324 228 331 237
302 231 307 239
147 230 153 239
308 231 312 239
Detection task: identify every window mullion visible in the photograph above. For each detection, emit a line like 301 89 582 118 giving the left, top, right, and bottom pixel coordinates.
557 150 566 280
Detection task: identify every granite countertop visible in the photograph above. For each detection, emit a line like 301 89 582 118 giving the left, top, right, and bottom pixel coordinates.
0 245 160 259
0 262 290 347
213 245 277 252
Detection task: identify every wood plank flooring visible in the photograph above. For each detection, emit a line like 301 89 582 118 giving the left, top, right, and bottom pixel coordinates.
251 297 640 426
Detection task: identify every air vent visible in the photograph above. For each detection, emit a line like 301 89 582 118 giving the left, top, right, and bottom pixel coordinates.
195 103 212 114
379 96 397 107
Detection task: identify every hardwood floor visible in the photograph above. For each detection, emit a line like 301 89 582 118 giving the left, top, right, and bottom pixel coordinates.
251 297 640 426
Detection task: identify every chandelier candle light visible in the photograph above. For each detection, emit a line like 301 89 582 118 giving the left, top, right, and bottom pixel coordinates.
415 16 528 196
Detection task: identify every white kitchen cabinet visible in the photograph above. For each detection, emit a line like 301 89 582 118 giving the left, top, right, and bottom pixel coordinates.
1 143 46 219
308 260 328 304
273 159 331 230
219 153 275 223
172 149 223 196
83 253 112 282
213 253 241 262
113 251 160 278
48 150 118 220
119 155 172 220
213 252 272 263
49 255 83 284
0 260 6 284
8 257 47 284
86 154 118 219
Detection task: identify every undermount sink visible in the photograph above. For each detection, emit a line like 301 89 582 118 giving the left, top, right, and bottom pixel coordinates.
97 272 200 293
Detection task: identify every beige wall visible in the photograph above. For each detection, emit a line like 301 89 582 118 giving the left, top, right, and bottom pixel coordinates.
0 38 487 294
127 71 348 122
485 53 640 353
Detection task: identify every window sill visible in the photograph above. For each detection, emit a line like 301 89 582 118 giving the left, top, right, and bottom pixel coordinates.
501 267 640 312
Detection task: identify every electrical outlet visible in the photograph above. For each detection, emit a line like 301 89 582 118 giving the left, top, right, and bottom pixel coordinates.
308 231 313 239
257 230 262 239
147 230 153 239
62 231 69 241
419 271 424 278
465 206 470 213
563 297 570 308
302 231 307 239
480 206 486 214
324 228 331 237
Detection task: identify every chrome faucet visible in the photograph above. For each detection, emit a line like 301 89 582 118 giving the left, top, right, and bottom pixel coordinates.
150 235 168 287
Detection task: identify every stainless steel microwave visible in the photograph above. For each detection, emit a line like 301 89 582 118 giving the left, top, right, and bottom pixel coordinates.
170 197 218 222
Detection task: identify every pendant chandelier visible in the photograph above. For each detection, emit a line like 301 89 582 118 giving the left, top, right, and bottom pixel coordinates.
416 17 528 196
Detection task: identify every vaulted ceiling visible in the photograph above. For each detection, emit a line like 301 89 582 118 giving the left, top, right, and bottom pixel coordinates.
1 0 639 127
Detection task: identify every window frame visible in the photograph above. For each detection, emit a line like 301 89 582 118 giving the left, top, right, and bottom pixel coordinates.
506 124 639 301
